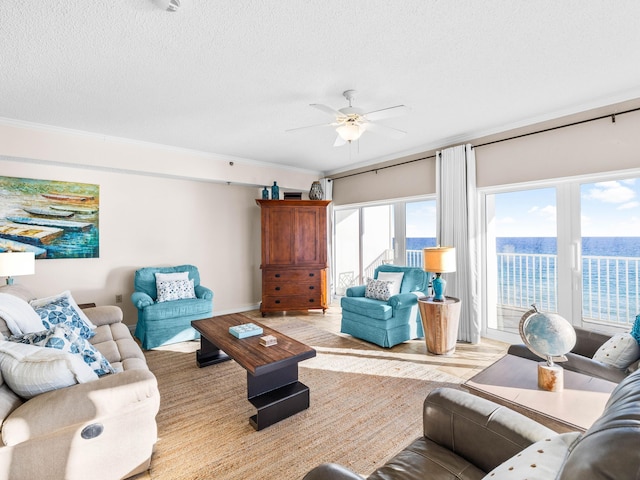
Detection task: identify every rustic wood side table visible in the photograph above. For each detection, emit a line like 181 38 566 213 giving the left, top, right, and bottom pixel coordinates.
418 296 461 355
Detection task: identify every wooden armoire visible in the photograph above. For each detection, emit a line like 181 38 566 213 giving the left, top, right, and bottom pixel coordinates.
256 199 331 316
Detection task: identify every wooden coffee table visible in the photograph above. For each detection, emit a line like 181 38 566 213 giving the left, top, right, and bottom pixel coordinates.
463 354 617 433
191 314 316 430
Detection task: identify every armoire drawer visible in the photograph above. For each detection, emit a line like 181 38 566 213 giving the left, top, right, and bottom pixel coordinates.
262 294 323 309
262 269 323 282
261 282 320 295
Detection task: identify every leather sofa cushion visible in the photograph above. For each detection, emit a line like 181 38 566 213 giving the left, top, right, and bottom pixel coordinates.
559 369 640 479
368 437 486 480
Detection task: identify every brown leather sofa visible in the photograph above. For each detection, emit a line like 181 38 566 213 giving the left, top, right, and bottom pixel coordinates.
303 368 640 480
508 326 636 383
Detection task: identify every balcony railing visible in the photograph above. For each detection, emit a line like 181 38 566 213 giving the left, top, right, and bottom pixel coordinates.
406 249 640 326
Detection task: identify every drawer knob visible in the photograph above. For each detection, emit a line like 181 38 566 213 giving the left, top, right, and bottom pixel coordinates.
309 299 315 303
275 287 281 291
275 274 281 278
275 300 281 304
309 286 314 290
309 273 315 277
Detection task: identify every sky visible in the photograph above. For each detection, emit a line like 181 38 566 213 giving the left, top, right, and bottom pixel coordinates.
406 200 436 238
495 177 640 237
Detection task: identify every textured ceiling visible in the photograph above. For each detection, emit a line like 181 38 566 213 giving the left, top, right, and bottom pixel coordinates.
2 1 640 175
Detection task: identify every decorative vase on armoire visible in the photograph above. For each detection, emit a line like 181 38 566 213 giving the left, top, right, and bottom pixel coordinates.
309 181 324 200
271 181 279 200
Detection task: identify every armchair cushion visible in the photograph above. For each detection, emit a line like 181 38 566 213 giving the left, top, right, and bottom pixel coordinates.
341 296 393 321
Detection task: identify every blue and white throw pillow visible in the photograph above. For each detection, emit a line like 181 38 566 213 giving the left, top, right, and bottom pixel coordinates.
156 279 196 303
365 278 394 301
31 296 95 340
9 323 115 376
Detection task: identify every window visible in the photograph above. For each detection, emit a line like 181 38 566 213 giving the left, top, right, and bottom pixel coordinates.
580 179 640 326
482 172 640 343
484 188 557 338
406 200 437 267
333 198 436 296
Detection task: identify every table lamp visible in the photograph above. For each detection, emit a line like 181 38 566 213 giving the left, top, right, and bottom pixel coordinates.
0 251 35 285
423 247 456 302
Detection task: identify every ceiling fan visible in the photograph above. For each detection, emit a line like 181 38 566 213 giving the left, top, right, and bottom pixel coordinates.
287 90 409 147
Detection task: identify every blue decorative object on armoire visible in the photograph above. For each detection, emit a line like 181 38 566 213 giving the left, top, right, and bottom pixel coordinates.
261 187 269 199
271 181 279 200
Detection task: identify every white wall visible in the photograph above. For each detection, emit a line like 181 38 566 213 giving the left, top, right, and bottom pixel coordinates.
0 121 321 326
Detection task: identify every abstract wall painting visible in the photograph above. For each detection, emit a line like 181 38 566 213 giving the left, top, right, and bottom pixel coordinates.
0 175 99 259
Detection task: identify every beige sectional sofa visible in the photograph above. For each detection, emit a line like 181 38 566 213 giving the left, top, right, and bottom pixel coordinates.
0 284 160 480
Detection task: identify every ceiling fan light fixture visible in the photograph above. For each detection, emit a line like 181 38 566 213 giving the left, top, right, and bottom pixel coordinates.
154 0 183 12
336 123 363 142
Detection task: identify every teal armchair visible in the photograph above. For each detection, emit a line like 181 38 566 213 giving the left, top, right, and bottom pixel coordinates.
340 265 429 348
131 265 213 349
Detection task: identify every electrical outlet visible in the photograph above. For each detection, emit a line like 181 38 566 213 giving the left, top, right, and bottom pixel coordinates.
115 294 123 304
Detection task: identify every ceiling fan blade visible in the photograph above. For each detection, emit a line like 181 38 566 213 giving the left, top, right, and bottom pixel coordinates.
310 103 344 118
365 121 406 139
333 135 347 147
364 105 410 121
285 122 336 133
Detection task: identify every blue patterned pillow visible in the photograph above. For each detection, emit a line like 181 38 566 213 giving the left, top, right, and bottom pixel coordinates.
32 296 95 340
156 279 196 303
9 324 115 376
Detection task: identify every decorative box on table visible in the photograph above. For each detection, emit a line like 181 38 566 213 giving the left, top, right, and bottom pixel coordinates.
229 323 263 339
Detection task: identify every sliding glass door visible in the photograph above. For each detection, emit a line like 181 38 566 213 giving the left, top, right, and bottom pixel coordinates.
580 179 640 326
483 173 640 342
334 208 359 295
333 198 436 296
485 187 558 337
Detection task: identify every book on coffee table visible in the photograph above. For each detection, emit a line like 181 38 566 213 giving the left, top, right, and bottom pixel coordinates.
229 323 263 339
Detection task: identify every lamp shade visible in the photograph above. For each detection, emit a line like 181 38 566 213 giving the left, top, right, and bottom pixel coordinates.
336 123 364 142
423 247 456 273
0 252 35 284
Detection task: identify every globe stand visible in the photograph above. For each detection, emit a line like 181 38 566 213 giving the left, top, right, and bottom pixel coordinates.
519 304 574 393
538 359 563 392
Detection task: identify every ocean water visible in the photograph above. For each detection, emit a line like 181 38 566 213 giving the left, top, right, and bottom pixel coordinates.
406 237 640 323
407 236 640 257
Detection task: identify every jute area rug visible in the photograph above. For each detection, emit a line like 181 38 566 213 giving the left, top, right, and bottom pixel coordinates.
137 316 465 480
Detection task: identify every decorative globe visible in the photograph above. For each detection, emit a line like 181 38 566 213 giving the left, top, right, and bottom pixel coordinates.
519 305 576 366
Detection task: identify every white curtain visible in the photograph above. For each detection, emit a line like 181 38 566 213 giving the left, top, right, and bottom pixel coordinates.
320 179 335 298
436 144 480 343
